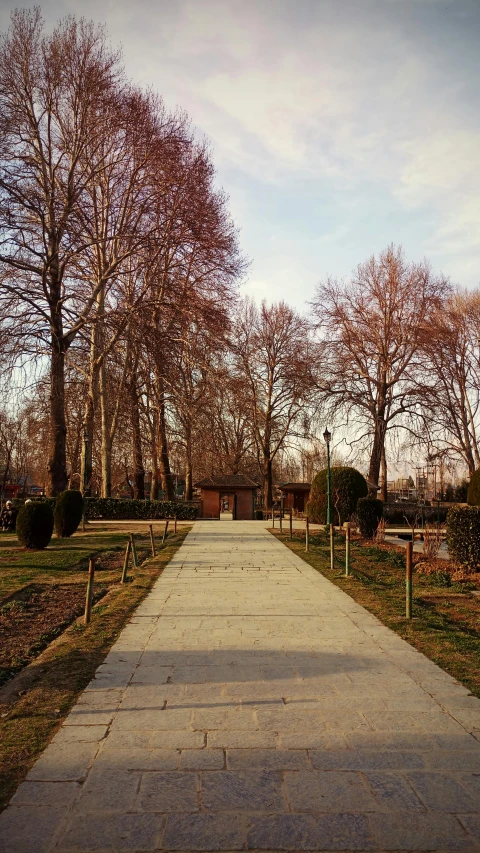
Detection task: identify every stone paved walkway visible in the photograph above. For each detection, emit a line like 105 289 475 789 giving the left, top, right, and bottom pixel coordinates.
2 521 480 852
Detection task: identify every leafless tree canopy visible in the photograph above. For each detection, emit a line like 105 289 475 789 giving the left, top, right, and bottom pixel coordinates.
0 12 477 506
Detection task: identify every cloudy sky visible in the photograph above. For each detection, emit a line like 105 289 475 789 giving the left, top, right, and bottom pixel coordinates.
1 0 479 309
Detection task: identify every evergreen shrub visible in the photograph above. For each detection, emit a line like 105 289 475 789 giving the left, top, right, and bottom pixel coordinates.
446 505 480 571
467 470 480 506
356 497 383 538
54 490 84 537
16 502 54 550
84 498 198 521
306 466 368 525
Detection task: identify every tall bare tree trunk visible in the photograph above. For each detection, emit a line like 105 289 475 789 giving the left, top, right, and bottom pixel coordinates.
185 424 193 500
263 452 273 509
157 377 175 501
99 359 112 497
80 322 99 496
380 444 388 502
128 364 145 499
149 408 159 501
48 331 68 496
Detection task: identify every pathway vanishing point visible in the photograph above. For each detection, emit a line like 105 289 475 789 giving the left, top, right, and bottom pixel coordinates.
1 521 480 852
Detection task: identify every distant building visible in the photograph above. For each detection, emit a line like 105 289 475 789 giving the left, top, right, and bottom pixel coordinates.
278 482 311 513
195 474 258 520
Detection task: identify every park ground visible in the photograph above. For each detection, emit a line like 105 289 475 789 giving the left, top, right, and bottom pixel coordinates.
0 522 190 810
0 519 479 822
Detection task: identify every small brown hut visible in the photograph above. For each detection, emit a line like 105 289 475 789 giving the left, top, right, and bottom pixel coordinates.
278 482 311 513
195 474 258 520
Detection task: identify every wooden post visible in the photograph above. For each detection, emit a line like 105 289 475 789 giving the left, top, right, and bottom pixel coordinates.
174 515 177 534
162 519 169 544
279 507 283 534
271 506 274 527
289 509 293 540
330 523 334 571
305 516 309 552
149 524 156 557
84 557 95 624
345 524 350 576
121 541 131 583
130 532 138 568
406 540 413 619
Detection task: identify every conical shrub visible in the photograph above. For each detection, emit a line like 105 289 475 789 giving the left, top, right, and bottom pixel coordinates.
16 502 54 550
54 490 84 537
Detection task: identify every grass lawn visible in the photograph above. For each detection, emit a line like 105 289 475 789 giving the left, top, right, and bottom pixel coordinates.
273 529 480 701
0 524 190 810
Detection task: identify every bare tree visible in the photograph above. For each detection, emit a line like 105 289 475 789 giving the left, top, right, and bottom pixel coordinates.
0 10 124 493
313 245 449 499
234 298 314 508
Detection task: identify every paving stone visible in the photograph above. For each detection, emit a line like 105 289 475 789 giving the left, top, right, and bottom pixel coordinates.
201 771 285 811
246 813 375 850
310 749 425 771
180 748 225 769
227 748 308 770
60 813 165 850
138 771 199 812
94 747 179 771
207 730 277 749
10 781 81 807
26 742 98 782
163 813 245 850
370 812 474 850
51 725 109 744
149 730 205 749
459 815 480 842
285 770 378 813
364 772 426 812
0 805 67 853
407 771 479 812
74 768 139 812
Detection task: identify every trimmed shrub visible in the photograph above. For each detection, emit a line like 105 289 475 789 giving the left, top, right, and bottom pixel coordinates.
54 490 84 537
446 505 480 571
16 502 54 550
356 497 383 539
306 467 368 525
84 498 199 521
467 470 480 506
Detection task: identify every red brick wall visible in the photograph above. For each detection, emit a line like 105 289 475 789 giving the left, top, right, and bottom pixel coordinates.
235 490 254 520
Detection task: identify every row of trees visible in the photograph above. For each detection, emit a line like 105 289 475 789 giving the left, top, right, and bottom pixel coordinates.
0 11 477 508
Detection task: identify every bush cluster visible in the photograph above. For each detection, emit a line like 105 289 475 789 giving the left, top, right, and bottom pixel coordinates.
84 498 199 521
446 505 480 571
54 490 84 537
16 502 54 550
307 466 368 525
356 497 383 539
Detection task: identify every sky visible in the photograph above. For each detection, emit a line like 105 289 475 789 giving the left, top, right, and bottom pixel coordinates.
0 0 479 311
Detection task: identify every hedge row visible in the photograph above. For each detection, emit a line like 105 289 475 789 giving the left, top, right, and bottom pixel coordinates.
84 498 199 521
383 504 449 525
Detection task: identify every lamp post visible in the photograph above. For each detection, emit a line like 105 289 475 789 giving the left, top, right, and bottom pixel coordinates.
323 428 332 525
324 427 334 571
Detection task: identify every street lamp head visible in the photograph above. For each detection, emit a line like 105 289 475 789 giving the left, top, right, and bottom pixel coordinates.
323 428 331 445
